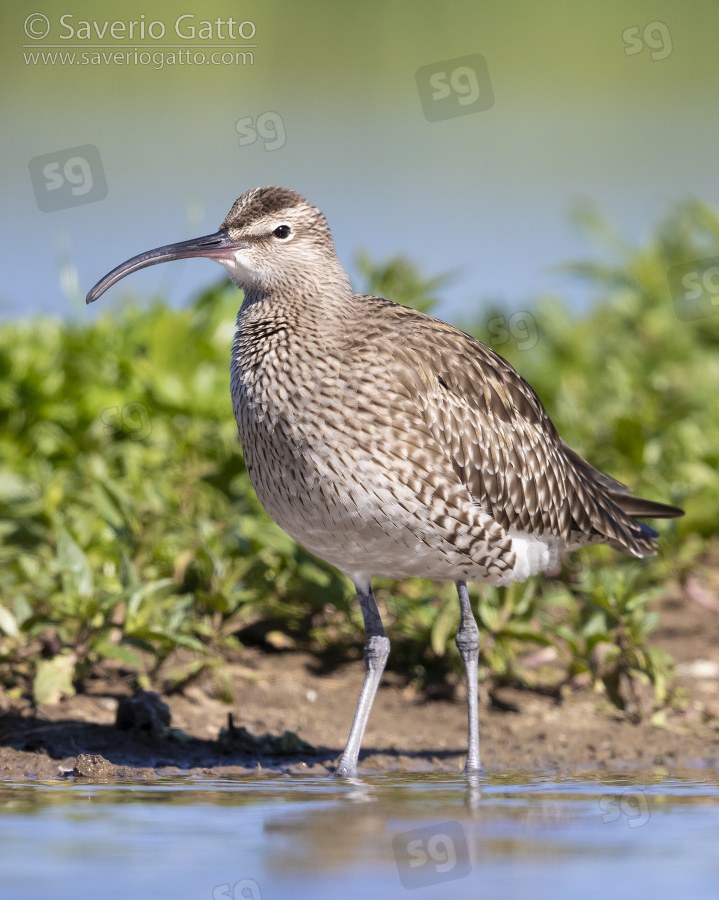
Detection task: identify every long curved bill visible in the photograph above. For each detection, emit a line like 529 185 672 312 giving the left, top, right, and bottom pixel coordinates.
86 230 247 304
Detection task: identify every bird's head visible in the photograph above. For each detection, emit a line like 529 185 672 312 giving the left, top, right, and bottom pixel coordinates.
86 186 349 305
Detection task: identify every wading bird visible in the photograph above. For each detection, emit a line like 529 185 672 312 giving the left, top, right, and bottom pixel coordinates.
87 187 683 777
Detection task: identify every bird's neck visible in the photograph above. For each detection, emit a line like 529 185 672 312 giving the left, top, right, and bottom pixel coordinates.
231 277 356 395
236 262 354 333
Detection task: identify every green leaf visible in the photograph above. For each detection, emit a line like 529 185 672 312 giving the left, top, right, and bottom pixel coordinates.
477 599 502 633
0 604 19 638
430 602 459 656
33 652 77 704
0 470 40 504
126 578 177 621
13 594 33 626
56 528 94 598
94 638 144 669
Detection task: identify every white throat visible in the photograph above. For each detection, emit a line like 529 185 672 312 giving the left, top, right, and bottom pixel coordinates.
216 251 261 291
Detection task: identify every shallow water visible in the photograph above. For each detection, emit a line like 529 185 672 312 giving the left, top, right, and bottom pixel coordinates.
1 770 718 900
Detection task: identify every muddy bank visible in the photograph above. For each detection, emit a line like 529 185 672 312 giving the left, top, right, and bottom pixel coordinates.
2 592 719 780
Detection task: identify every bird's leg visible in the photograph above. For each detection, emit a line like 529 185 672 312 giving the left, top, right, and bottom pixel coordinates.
455 580 482 774
335 581 390 778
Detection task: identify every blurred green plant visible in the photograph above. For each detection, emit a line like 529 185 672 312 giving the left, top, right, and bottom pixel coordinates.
355 250 452 313
1 201 717 714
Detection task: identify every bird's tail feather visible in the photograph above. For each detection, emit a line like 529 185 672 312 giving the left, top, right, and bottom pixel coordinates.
608 492 684 521
560 440 683 557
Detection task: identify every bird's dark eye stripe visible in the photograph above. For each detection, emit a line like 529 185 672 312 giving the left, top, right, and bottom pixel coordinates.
273 225 291 239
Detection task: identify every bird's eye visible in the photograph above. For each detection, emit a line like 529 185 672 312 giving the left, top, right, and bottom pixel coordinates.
273 225 291 239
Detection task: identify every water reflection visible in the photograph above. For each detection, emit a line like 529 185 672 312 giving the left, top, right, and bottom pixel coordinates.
1 772 719 900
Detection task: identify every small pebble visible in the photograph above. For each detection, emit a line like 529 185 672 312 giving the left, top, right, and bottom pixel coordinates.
73 754 115 778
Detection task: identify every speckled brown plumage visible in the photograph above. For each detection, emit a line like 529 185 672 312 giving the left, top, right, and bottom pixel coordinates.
85 185 683 777
221 186 304 232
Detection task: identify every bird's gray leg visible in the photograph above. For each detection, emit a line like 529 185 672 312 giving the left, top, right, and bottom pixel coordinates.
335 581 390 778
455 580 482 774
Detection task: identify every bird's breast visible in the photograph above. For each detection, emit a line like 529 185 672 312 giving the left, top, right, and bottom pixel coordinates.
229 320 431 551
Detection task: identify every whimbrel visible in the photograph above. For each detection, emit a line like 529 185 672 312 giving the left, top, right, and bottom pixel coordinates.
87 186 683 777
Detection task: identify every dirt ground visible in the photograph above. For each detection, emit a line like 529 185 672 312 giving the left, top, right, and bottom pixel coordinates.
2 585 719 781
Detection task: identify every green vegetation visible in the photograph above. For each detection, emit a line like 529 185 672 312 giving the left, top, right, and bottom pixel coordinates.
1 202 718 714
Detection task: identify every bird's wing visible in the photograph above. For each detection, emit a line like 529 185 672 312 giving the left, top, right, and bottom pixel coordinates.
370 300 661 554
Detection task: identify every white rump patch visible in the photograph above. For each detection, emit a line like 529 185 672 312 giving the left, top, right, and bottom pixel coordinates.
507 529 564 582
